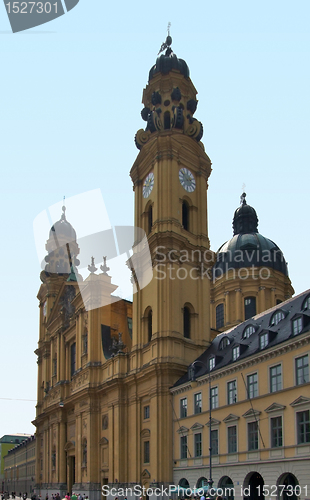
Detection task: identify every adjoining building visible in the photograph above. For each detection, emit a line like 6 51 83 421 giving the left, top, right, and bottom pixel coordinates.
171 290 310 500
0 435 31 492
3 435 36 495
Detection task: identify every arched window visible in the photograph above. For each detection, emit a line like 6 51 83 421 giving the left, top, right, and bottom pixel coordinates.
147 310 152 342
164 111 171 129
270 310 285 326
148 205 153 234
216 303 224 329
219 336 230 350
183 306 191 338
302 295 310 310
242 325 256 339
244 297 256 320
182 201 189 231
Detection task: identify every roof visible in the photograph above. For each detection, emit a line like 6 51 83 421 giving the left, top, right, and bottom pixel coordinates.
173 289 310 388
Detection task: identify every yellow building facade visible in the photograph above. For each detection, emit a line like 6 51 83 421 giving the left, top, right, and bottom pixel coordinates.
3 436 36 495
171 291 310 500
33 36 214 499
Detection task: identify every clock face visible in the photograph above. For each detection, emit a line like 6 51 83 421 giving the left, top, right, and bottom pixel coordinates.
179 167 196 192
143 172 154 198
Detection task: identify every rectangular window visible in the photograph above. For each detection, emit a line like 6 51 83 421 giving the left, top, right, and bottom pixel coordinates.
227 425 237 453
295 355 309 385
260 332 269 349
70 342 76 377
227 380 237 404
210 387 218 409
232 346 240 361
180 398 187 418
194 433 202 457
216 304 224 329
270 364 282 393
194 393 202 414
144 441 150 463
271 416 283 448
297 410 310 444
244 297 256 320
211 429 218 455
180 435 188 459
53 356 57 376
209 357 215 371
248 421 259 451
293 317 303 335
247 373 258 399
144 405 150 419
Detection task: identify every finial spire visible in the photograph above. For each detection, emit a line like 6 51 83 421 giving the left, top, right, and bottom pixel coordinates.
88 256 98 274
240 192 247 205
100 256 110 276
62 196 66 220
158 23 172 55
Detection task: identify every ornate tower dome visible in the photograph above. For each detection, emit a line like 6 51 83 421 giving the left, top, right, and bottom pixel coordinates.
210 194 294 334
44 205 80 276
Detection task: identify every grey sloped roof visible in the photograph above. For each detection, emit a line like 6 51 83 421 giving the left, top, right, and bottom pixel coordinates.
174 289 310 388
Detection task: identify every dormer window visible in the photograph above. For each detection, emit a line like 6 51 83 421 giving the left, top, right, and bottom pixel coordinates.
260 332 269 349
242 325 256 339
270 310 285 327
292 317 303 336
232 345 240 361
302 295 310 310
209 356 215 371
219 336 231 350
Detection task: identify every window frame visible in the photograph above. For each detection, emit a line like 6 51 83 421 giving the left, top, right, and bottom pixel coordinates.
259 331 269 350
269 363 282 393
244 296 257 320
227 379 237 405
180 397 187 419
248 421 259 451
180 435 188 459
270 416 283 448
296 410 310 444
292 316 303 336
194 392 202 414
210 386 218 410
144 405 150 420
144 440 150 464
270 309 286 327
295 354 309 386
211 428 218 456
227 425 237 454
194 432 202 457
232 345 240 361
247 372 258 399
216 303 224 330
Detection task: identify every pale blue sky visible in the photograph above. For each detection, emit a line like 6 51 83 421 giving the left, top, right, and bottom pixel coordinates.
0 0 309 434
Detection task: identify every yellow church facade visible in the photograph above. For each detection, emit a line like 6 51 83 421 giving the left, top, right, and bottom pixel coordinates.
33 34 299 500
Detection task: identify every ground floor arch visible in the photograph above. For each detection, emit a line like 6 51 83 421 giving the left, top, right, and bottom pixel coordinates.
218 475 234 500
243 472 264 500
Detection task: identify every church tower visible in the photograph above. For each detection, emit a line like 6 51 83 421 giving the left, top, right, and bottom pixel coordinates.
126 34 213 488
130 34 212 363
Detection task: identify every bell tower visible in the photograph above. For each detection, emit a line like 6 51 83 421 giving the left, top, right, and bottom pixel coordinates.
130 35 213 367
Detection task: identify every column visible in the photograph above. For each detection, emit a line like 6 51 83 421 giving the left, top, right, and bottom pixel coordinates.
235 288 242 323
259 286 266 312
59 420 66 485
224 291 230 325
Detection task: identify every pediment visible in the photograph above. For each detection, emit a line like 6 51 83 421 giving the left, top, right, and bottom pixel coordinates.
140 429 150 438
191 422 204 430
206 418 221 427
223 414 239 423
64 441 75 451
290 396 310 407
177 426 189 434
264 403 286 413
99 437 109 445
141 469 151 479
242 408 261 418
